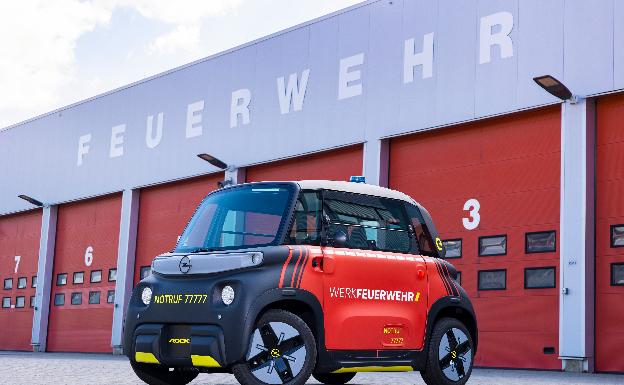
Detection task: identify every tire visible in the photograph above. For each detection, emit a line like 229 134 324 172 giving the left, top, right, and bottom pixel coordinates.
420 318 474 385
312 372 356 384
233 309 317 385
130 361 198 385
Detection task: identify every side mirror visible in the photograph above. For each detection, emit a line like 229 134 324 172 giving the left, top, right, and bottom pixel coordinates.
327 229 348 248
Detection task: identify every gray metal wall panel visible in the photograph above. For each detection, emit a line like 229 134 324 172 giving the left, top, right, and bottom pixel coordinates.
396 0 438 135
563 0 614 96
434 0 477 125
615 0 624 89
474 0 518 117
516 0 565 108
1 0 624 215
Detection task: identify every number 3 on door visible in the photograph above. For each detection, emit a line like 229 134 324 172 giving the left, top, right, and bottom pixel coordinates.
462 199 481 230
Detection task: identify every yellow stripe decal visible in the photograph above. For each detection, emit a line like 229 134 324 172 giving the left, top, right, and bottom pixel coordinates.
135 352 160 364
332 366 413 373
191 355 221 368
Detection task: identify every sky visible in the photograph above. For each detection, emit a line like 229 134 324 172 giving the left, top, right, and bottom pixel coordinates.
0 0 364 129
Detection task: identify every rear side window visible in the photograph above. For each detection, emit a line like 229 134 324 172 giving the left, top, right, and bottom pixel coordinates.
323 191 415 254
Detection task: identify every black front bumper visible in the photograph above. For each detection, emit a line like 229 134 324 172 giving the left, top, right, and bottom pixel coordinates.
132 323 226 368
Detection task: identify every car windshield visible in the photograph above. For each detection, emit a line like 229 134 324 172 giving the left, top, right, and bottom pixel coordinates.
175 183 295 253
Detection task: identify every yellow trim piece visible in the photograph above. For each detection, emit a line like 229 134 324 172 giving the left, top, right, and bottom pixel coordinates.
191 355 221 368
135 352 160 364
332 366 413 373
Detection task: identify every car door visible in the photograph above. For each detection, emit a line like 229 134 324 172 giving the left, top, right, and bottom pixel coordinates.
317 191 429 351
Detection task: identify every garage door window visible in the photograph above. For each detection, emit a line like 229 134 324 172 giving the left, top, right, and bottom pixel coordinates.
107 290 115 304
54 294 64 306
611 263 624 286
456 271 462 285
71 292 82 305
90 270 102 283
611 225 624 248
526 231 556 253
32 276 37 288
89 291 101 305
56 274 67 286
525 267 556 289
15 296 25 308
443 239 462 258
478 269 506 290
4 278 12 290
73 272 84 285
108 269 117 282
30 296 35 308
17 277 27 289
2 297 10 308
479 235 507 256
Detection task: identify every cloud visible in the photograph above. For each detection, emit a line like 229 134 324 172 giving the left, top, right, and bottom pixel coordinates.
0 0 111 126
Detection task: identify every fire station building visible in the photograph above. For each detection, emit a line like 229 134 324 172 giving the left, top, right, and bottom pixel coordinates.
1 0 623 374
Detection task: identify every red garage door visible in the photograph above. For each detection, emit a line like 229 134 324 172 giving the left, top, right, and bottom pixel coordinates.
245 145 363 182
596 93 624 373
389 107 561 369
135 173 224 284
47 194 121 352
0 210 41 351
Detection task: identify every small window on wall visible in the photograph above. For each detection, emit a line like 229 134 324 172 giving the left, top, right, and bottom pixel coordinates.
17 277 27 289
15 296 25 308
479 235 507 256
140 266 151 280
54 294 65 306
108 269 117 282
612 263 624 286
71 292 82 305
611 225 624 248
73 272 84 285
478 269 506 290
2 297 10 308
525 267 556 289
56 273 67 286
107 290 115 304
526 231 556 253
456 271 462 285
32 276 37 288
30 296 36 308
90 270 102 283
443 239 462 258
88 291 101 305
4 278 12 290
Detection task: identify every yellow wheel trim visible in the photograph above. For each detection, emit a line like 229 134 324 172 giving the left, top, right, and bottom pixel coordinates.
135 352 160 364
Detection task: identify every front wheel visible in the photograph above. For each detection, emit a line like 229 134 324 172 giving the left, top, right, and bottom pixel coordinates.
312 372 356 384
129 361 198 385
233 310 317 385
420 318 474 385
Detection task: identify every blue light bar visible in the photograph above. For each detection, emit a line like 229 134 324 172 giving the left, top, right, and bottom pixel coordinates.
349 176 366 183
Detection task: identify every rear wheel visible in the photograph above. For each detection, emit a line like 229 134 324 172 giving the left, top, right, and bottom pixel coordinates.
312 372 356 384
129 361 198 385
420 318 474 385
233 309 317 385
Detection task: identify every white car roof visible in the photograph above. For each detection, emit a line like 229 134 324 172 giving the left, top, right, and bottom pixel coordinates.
294 180 418 205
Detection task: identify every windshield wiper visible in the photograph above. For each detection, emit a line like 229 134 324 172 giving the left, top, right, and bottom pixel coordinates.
185 247 221 253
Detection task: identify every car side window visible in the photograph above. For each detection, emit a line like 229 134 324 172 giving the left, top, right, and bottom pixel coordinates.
405 204 436 257
287 191 322 246
322 190 417 254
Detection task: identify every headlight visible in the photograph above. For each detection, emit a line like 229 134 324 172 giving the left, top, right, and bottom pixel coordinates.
141 287 152 305
221 285 235 306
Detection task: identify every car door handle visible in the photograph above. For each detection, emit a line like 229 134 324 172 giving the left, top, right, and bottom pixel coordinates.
312 256 335 274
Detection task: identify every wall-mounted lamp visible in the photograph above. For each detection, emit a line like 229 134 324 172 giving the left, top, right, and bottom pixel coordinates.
18 194 44 207
197 153 235 188
533 75 578 104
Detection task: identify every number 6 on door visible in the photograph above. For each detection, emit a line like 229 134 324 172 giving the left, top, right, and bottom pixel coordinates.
462 199 481 230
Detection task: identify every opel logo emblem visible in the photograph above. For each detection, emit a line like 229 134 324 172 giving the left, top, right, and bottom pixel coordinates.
179 256 192 274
